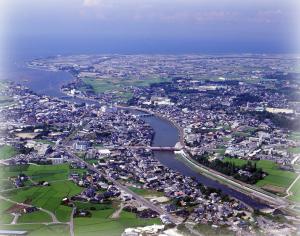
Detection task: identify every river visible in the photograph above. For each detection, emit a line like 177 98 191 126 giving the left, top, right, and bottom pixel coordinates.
5 60 268 209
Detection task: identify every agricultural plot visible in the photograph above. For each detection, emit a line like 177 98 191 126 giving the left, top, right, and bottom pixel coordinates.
288 178 300 202
2 180 82 222
0 224 69 236
128 186 165 197
74 209 161 236
0 145 19 160
80 77 172 101
0 164 70 181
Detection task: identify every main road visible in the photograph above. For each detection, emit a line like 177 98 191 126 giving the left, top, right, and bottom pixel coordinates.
64 147 181 225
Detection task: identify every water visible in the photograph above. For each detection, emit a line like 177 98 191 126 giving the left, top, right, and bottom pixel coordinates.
138 113 268 209
4 55 268 209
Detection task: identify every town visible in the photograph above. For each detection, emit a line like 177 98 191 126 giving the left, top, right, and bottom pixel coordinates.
0 54 300 236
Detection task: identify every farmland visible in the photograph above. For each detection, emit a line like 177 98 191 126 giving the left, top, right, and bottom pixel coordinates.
74 208 161 236
79 77 172 102
0 164 70 181
0 224 69 236
128 186 165 197
0 163 162 235
0 145 19 160
288 178 300 202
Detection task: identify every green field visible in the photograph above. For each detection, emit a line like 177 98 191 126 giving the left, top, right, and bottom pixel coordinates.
0 145 19 160
0 95 15 107
18 210 52 223
0 164 70 181
35 139 55 146
2 180 82 222
74 209 161 236
80 77 172 101
288 131 300 141
0 179 14 191
288 147 300 154
223 158 297 189
0 164 83 222
128 186 164 197
0 224 69 236
0 163 161 234
289 178 300 202
0 199 14 224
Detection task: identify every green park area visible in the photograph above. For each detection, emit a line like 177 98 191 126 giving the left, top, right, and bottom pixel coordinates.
0 145 19 160
223 158 297 195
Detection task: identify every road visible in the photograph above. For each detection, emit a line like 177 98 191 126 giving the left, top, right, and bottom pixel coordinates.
66 148 181 225
69 207 76 236
177 149 288 208
118 105 289 209
11 213 20 225
285 173 300 198
0 195 59 223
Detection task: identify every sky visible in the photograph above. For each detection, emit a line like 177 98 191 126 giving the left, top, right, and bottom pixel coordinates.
1 0 300 57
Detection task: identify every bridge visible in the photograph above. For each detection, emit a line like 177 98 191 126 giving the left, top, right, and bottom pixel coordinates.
134 113 154 118
113 146 181 151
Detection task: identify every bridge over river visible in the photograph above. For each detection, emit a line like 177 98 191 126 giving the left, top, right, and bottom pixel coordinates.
112 146 181 151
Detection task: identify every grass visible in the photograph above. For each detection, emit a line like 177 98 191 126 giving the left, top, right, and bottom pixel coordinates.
0 164 83 222
193 223 234 236
0 164 70 182
0 224 69 236
128 186 164 197
80 77 172 101
0 199 14 224
18 210 52 223
0 95 15 107
0 145 19 160
2 180 82 222
0 179 14 191
223 158 297 189
288 131 300 141
74 209 161 236
288 147 300 154
289 178 300 202
0 164 86 225
35 139 55 146
74 201 113 211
